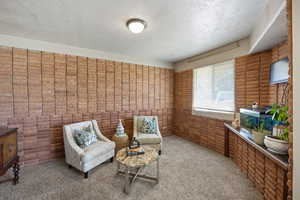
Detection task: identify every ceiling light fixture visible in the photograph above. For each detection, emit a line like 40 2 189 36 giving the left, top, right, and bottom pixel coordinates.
126 18 147 34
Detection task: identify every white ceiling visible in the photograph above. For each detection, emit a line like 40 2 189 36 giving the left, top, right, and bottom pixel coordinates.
250 2 288 53
0 0 268 64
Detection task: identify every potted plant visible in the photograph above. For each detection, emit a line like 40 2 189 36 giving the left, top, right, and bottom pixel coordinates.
252 121 269 146
264 104 289 154
267 104 289 135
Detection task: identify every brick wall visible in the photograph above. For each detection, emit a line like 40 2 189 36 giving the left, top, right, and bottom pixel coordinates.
235 42 289 112
0 46 174 166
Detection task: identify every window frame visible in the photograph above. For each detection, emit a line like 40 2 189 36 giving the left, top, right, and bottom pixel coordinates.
192 60 235 120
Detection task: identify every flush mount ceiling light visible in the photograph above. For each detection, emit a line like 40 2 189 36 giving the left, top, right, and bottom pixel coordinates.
126 18 147 34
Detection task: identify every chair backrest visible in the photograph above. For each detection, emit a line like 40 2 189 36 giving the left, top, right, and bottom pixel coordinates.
134 116 159 133
64 120 95 135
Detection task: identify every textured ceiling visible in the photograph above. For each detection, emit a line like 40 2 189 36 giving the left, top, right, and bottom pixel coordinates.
0 0 267 63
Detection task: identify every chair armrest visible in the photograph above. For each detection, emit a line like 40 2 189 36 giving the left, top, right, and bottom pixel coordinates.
92 120 111 142
154 116 162 138
63 126 84 164
133 116 139 138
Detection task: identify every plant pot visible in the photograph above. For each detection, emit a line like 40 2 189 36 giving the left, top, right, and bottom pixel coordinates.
252 130 266 146
264 135 289 155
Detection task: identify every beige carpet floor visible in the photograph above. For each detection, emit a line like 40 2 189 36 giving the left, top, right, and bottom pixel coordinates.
0 136 262 200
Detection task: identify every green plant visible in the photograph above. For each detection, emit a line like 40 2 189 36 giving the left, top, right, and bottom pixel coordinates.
253 121 265 133
267 104 289 125
267 104 290 141
258 121 265 133
278 127 289 141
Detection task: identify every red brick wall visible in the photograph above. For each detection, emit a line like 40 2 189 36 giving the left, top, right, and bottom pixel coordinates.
235 42 289 112
0 46 174 166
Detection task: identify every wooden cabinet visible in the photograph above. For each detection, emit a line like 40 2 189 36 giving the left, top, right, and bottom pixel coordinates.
224 123 288 200
0 127 19 185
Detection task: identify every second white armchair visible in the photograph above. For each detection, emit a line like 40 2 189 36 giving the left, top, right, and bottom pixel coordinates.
133 116 162 155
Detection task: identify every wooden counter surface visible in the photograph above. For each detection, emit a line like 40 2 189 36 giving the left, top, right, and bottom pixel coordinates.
224 123 288 170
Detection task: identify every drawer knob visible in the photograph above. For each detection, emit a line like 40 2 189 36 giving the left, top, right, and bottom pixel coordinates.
8 144 14 152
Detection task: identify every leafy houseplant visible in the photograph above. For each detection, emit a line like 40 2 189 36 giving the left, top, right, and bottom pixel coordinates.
266 104 289 139
264 104 289 154
267 104 289 126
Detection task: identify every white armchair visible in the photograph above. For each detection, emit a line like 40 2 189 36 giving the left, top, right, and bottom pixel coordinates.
63 120 115 178
133 116 162 155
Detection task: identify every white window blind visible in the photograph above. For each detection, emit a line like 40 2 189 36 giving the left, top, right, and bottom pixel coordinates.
193 60 235 112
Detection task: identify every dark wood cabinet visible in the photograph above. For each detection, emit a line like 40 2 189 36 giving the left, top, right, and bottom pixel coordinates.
0 127 19 185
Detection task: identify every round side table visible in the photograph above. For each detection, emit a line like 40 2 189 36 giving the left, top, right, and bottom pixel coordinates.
116 146 159 194
112 134 129 153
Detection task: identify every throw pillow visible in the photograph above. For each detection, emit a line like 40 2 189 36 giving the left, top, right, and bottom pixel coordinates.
81 125 95 135
81 124 100 140
140 118 157 134
73 129 98 149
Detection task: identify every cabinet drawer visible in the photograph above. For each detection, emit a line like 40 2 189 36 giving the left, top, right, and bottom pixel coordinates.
1 133 17 166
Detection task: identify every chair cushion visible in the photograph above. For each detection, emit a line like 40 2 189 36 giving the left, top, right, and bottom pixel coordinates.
81 141 115 163
140 117 157 134
136 133 162 144
73 128 98 149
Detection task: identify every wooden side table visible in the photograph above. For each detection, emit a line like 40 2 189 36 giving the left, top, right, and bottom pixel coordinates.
112 134 129 153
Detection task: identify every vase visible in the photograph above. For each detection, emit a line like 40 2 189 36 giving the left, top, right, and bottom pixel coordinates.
264 135 289 155
252 130 266 146
116 119 125 136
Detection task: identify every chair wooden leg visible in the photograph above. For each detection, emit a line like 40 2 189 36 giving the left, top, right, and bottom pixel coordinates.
13 157 20 185
84 172 88 179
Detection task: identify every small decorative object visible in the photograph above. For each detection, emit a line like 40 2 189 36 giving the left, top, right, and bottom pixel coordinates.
264 135 289 155
127 137 144 156
126 147 145 156
252 102 258 109
129 137 140 149
116 119 125 136
232 113 240 128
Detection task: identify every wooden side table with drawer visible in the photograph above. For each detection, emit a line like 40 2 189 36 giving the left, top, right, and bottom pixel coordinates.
0 127 19 185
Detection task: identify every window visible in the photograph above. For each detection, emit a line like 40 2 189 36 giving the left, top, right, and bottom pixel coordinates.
193 60 235 113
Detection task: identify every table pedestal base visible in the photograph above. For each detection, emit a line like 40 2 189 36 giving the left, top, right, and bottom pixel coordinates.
117 159 159 194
